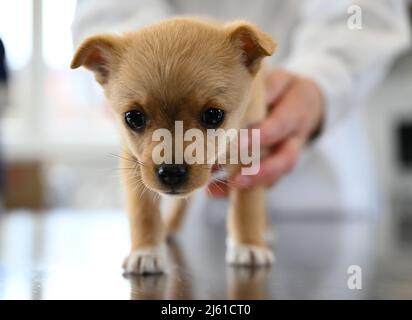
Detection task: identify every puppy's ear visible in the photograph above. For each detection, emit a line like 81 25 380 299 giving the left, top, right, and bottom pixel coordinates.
70 35 122 85
226 21 276 74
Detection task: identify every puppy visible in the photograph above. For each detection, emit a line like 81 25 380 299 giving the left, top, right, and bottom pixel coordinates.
71 17 276 275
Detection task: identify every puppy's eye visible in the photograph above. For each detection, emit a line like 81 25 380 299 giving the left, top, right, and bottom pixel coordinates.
201 107 225 128
125 110 147 131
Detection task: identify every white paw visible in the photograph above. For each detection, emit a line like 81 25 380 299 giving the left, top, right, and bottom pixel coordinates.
226 238 274 266
123 246 165 275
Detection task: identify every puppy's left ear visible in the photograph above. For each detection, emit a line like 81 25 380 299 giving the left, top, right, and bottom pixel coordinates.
71 34 123 85
226 21 276 75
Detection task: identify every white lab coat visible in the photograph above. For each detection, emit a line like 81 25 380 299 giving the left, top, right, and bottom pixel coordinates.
72 0 411 214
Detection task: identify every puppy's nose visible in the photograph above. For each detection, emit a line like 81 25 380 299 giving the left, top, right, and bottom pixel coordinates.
157 164 188 188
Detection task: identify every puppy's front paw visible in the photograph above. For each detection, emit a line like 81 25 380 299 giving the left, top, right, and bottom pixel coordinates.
226 238 274 267
123 246 165 275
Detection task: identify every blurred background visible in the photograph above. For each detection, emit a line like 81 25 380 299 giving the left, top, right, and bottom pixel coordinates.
0 0 122 210
0 0 412 299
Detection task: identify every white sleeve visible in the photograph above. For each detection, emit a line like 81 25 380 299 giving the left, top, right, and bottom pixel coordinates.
281 0 411 132
71 0 173 47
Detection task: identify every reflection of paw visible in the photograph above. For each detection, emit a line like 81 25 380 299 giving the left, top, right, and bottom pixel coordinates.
123 246 165 275
125 273 167 300
226 238 274 266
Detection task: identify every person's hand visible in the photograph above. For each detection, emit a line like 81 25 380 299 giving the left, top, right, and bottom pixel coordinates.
207 69 324 197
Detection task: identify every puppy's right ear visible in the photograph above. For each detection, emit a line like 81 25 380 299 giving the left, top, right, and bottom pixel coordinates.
70 35 122 85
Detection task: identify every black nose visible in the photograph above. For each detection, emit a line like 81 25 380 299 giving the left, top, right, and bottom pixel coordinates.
157 164 188 188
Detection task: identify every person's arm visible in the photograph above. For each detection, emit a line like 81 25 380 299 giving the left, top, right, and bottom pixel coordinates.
282 0 410 133
72 0 172 47
208 0 411 195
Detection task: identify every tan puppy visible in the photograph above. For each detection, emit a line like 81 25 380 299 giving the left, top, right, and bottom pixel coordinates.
71 17 276 275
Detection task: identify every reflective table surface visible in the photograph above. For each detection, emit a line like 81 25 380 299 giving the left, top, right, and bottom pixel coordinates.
1 199 412 299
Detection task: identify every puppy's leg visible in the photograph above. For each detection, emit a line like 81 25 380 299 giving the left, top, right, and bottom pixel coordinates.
121 157 165 275
227 186 274 266
163 198 189 240
123 190 165 275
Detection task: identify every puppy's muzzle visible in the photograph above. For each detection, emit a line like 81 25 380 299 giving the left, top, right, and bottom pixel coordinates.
157 164 188 190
